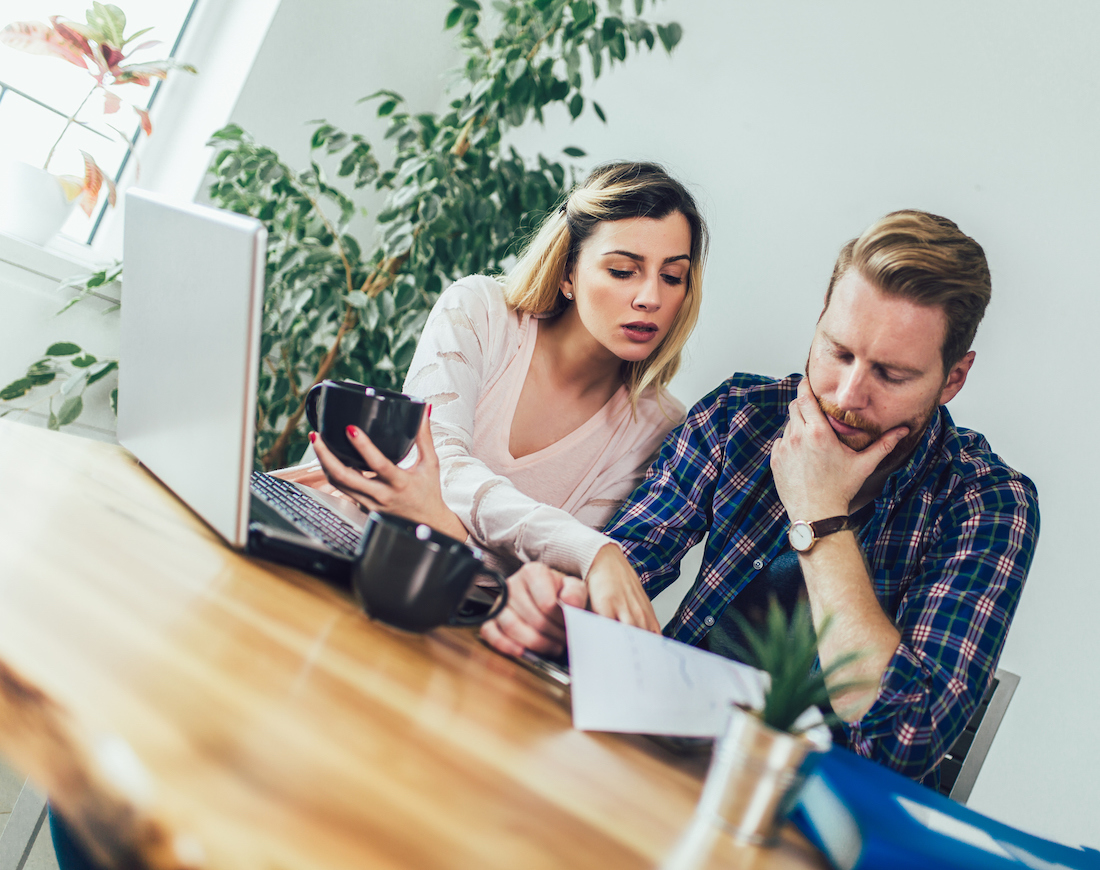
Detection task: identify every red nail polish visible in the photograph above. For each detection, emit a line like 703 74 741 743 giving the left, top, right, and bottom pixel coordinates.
309 432 317 444
428 403 433 419
346 425 358 439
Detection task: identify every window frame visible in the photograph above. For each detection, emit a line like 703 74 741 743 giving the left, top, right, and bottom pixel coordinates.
0 0 283 269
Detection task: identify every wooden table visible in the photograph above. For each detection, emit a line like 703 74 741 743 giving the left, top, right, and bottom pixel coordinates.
0 420 828 870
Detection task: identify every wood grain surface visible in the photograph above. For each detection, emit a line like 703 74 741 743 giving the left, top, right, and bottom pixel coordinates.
0 420 827 870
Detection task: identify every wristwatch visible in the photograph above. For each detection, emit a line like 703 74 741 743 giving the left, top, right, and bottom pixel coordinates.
788 515 857 553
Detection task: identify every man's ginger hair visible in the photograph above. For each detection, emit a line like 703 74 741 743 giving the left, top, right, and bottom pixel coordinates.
826 210 991 371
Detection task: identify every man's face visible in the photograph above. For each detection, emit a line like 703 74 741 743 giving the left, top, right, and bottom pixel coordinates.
806 269 972 464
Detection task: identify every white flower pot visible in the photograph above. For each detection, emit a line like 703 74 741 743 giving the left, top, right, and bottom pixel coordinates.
0 161 76 246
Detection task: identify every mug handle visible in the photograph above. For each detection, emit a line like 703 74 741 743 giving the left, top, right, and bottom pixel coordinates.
450 569 508 626
305 382 323 431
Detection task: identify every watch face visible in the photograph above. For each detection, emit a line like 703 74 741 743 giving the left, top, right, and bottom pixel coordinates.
789 521 814 552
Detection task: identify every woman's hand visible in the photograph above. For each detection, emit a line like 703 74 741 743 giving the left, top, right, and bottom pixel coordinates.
585 543 661 633
311 411 468 541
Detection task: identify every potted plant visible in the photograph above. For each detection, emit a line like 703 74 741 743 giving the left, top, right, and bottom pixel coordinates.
704 598 865 845
0 2 195 244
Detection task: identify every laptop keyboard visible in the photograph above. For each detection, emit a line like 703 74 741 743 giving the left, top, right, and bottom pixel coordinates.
250 472 362 556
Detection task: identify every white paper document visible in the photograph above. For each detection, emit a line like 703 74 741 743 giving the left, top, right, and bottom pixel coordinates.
562 604 768 737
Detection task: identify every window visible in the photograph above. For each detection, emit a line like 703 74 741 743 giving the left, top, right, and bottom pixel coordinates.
0 0 198 244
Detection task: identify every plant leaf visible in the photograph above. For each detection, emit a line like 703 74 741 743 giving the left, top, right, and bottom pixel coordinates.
78 152 104 217
209 123 246 142
86 361 118 386
57 395 84 426
46 342 82 356
1 20 89 68
133 105 152 136
60 371 86 396
0 378 35 401
657 22 683 53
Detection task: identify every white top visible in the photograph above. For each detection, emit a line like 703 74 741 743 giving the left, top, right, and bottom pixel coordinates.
403 275 686 577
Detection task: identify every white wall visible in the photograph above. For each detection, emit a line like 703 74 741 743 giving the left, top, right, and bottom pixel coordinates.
169 0 1100 849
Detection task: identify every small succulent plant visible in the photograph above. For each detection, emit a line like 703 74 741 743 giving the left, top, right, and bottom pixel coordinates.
727 597 865 734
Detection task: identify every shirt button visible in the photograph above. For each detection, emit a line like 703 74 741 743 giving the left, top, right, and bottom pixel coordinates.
704 616 715 627
753 558 764 570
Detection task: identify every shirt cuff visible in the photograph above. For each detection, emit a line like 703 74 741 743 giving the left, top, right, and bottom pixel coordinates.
848 642 925 734
540 527 618 579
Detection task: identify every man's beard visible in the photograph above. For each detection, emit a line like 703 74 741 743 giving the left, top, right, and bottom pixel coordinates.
815 394 938 474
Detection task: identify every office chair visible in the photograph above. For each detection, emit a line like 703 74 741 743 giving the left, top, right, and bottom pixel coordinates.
937 669 1020 804
0 779 47 870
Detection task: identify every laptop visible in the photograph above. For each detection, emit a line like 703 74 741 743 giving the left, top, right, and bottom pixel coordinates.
118 188 368 583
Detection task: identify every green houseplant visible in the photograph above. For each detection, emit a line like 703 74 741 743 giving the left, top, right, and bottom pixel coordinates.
206 0 684 469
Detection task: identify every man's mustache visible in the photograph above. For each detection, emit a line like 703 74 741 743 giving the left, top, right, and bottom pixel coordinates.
815 396 883 441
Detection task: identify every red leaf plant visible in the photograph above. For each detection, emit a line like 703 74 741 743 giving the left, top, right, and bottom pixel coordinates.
0 2 196 216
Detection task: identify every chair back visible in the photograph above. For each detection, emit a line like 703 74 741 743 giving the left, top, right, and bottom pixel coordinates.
937 668 1020 804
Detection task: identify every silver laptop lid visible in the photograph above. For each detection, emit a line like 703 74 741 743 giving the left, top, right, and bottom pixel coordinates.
118 189 266 548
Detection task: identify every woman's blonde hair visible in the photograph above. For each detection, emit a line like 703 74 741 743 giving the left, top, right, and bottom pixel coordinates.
503 161 708 407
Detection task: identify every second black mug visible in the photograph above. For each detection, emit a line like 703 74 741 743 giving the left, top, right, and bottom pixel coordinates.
353 511 508 632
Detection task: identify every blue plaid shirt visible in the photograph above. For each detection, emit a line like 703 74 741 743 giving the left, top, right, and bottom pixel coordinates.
605 373 1040 780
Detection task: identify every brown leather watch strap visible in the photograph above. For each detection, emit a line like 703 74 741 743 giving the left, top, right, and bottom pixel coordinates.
809 515 857 538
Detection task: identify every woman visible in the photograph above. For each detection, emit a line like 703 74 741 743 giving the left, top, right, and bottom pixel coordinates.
310 161 708 629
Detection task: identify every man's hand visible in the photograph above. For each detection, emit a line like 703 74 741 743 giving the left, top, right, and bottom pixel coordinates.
771 378 904 722
480 562 588 657
312 410 468 541
586 544 661 634
771 378 909 518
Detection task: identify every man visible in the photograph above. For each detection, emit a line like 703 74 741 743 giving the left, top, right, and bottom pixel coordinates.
481 210 1040 784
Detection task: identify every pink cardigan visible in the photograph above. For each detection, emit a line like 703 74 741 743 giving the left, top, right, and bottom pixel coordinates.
403 276 685 577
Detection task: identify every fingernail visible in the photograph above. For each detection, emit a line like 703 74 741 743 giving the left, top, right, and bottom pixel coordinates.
309 432 317 444
346 425 359 439
428 403 433 419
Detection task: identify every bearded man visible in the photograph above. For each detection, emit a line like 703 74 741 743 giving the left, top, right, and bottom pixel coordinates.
481 210 1040 785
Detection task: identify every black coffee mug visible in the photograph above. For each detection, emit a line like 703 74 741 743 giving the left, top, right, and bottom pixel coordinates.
353 511 508 632
305 380 425 471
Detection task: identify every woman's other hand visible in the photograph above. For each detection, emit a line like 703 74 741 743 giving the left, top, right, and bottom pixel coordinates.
269 460 350 499
585 543 661 633
311 410 468 541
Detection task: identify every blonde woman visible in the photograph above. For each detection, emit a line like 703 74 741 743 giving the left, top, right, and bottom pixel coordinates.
312 161 708 629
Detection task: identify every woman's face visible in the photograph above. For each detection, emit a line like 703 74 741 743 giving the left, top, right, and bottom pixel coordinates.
561 211 692 364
